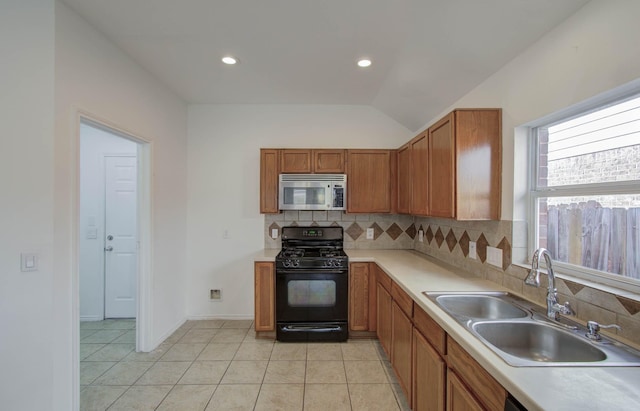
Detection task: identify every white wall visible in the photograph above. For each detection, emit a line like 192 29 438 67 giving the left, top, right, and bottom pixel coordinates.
79 124 137 320
420 0 640 221
53 1 188 409
186 105 412 318
0 1 55 409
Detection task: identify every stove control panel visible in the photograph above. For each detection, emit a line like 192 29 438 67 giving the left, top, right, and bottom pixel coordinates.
323 259 343 268
282 259 300 268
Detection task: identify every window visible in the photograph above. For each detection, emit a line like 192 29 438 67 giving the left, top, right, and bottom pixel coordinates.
531 94 640 287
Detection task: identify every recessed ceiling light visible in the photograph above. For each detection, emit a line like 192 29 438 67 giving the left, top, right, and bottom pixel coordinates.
357 59 372 68
222 56 238 65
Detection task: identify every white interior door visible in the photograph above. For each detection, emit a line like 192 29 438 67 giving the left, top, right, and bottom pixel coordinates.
104 155 137 318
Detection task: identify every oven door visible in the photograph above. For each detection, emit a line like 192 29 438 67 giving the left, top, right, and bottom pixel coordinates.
275 269 348 341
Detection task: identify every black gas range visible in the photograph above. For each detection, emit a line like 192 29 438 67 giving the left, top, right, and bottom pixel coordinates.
275 226 349 342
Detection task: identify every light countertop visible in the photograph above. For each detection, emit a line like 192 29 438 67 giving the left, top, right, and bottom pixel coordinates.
255 248 640 410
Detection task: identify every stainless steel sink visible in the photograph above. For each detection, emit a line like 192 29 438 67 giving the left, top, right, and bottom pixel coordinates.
423 291 640 367
472 321 606 366
434 293 528 320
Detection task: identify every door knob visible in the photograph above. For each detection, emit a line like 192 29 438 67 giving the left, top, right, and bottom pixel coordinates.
105 246 114 252
107 235 114 241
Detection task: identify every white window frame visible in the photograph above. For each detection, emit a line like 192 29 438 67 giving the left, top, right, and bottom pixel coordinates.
528 87 640 294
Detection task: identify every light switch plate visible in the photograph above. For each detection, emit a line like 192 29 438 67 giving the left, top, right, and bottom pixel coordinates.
469 241 477 259
418 230 424 242
366 228 374 240
271 228 278 239
21 253 38 272
487 246 503 267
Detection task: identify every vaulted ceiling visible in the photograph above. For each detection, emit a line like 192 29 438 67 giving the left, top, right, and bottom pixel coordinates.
61 0 589 131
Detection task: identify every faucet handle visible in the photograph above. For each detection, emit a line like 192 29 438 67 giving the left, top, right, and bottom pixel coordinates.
560 301 574 316
586 321 621 341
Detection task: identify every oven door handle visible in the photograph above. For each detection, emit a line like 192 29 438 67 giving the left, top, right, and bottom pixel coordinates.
281 325 343 332
276 269 346 275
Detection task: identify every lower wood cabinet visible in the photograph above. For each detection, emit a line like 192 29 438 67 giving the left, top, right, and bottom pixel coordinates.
349 263 370 331
376 282 392 357
447 338 507 411
446 371 484 411
254 262 275 332
391 301 413 406
413 327 446 411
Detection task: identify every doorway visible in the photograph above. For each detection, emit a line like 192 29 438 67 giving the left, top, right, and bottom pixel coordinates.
79 122 138 321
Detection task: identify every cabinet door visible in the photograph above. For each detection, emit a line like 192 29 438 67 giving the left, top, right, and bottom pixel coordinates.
254 262 275 331
455 109 501 220
281 149 312 173
411 133 429 215
391 301 413 406
349 262 369 331
397 143 412 214
377 283 392 357
428 114 455 218
446 371 484 411
448 339 506 411
260 149 279 214
347 149 393 213
413 328 446 411
313 149 345 173
368 264 380 332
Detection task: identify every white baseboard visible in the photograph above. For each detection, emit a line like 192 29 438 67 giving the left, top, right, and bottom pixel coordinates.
80 315 104 322
149 317 187 352
186 314 254 321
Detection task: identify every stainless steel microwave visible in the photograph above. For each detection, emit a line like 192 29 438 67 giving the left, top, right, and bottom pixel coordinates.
279 174 346 211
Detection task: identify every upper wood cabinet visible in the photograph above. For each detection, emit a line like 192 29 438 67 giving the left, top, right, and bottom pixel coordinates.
397 143 412 214
260 148 346 214
313 149 346 173
347 149 396 213
411 133 429 216
280 149 312 173
428 109 501 220
279 149 346 173
260 149 279 214
397 132 429 216
429 114 455 218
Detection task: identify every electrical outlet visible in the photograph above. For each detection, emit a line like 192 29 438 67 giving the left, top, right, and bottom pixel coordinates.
469 241 477 259
271 228 278 239
210 289 222 301
366 228 374 240
418 230 424 242
487 246 503 267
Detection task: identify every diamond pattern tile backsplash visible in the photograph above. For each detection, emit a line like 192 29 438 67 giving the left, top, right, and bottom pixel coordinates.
264 212 415 250
264 214 640 345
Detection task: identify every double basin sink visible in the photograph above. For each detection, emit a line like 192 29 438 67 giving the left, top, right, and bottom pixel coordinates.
424 291 640 367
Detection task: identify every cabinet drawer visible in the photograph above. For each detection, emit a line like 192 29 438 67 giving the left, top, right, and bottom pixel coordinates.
447 339 506 411
391 282 413 318
376 265 392 292
413 304 446 356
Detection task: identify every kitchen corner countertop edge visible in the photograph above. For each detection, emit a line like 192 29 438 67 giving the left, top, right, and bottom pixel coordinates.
255 248 640 411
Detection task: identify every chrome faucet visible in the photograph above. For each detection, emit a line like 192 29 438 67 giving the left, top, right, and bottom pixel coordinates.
525 248 574 320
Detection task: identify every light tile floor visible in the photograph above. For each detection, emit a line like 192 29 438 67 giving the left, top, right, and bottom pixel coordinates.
80 319 410 411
